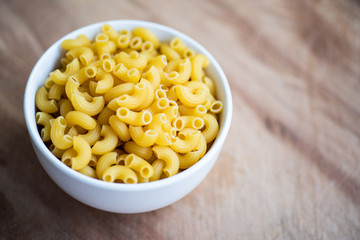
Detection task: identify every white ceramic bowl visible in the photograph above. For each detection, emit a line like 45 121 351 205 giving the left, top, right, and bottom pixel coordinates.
24 20 232 213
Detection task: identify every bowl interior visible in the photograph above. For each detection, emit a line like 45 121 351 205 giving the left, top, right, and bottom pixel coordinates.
24 20 233 190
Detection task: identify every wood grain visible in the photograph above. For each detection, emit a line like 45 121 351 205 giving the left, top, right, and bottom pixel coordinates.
1 0 360 239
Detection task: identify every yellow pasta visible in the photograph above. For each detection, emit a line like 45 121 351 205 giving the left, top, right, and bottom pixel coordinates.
149 159 166 182
91 125 118 155
97 106 115 125
65 111 97 130
129 125 158 147
201 114 219 143
152 146 179 177
79 122 101 146
48 83 65 101
72 136 92 170
114 51 147 70
170 128 202 153
191 54 209 81
71 93 105 116
124 154 154 178
94 69 114 94
50 58 80 85
102 165 137 183
50 116 73 150
66 46 94 66
36 24 223 184
96 151 118 179
35 86 58 113
108 115 131 142
104 83 135 102
116 107 152 126
133 27 160 48
124 141 153 160
61 34 90 50
77 166 97 179
178 133 207 169
35 112 54 141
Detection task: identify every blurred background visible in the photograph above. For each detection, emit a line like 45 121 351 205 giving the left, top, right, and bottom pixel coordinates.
1 0 360 239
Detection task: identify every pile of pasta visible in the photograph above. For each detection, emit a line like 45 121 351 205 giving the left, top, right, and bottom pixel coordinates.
35 24 223 184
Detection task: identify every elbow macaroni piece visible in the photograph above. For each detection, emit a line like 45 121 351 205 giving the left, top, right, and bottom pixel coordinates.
36 24 223 183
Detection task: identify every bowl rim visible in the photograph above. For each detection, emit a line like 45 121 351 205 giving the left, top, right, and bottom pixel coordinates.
24 19 233 191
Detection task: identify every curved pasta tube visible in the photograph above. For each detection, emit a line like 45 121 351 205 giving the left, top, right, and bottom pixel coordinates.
72 136 92 170
65 77 93 103
202 76 216 96
175 85 207 107
149 55 167 70
152 146 179 177
179 104 207 117
143 65 160 89
50 58 80 85
102 165 137 183
116 107 152 126
210 100 223 114
170 37 186 54
166 85 178 101
133 27 160 48
114 51 147 70
104 83 135 102
88 154 98 167
91 125 118 155
148 113 172 146
113 63 141 83
48 83 65 101
77 165 97 179
160 43 180 61
97 106 115 125
172 116 204 130
191 54 209 81
50 116 73 150
116 34 131 49
61 34 90 50
88 59 115 73
141 41 154 53
95 33 116 58
125 154 154 178
124 141 153 160
129 36 143 50
66 46 94 65
94 69 114 94
35 112 54 141
108 115 131 142
164 105 179 123
49 144 65 158
58 99 74 117
129 125 158 147
61 148 77 167
96 151 118 179
71 65 97 84
178 133 206 169
65 111 97 130
71 93 105 116
79 122 101 146
149 159 166 182
101 24 119 41
116 79 149 109
35 87 58 113
133 79 154 111
201 114 219 143
166 58 191 84
147 97 169 115
170 128 202 153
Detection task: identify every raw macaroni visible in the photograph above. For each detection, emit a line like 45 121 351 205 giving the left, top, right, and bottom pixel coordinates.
35 24 223 183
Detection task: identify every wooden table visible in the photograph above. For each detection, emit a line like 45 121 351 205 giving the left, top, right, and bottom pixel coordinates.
1 0 359 239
